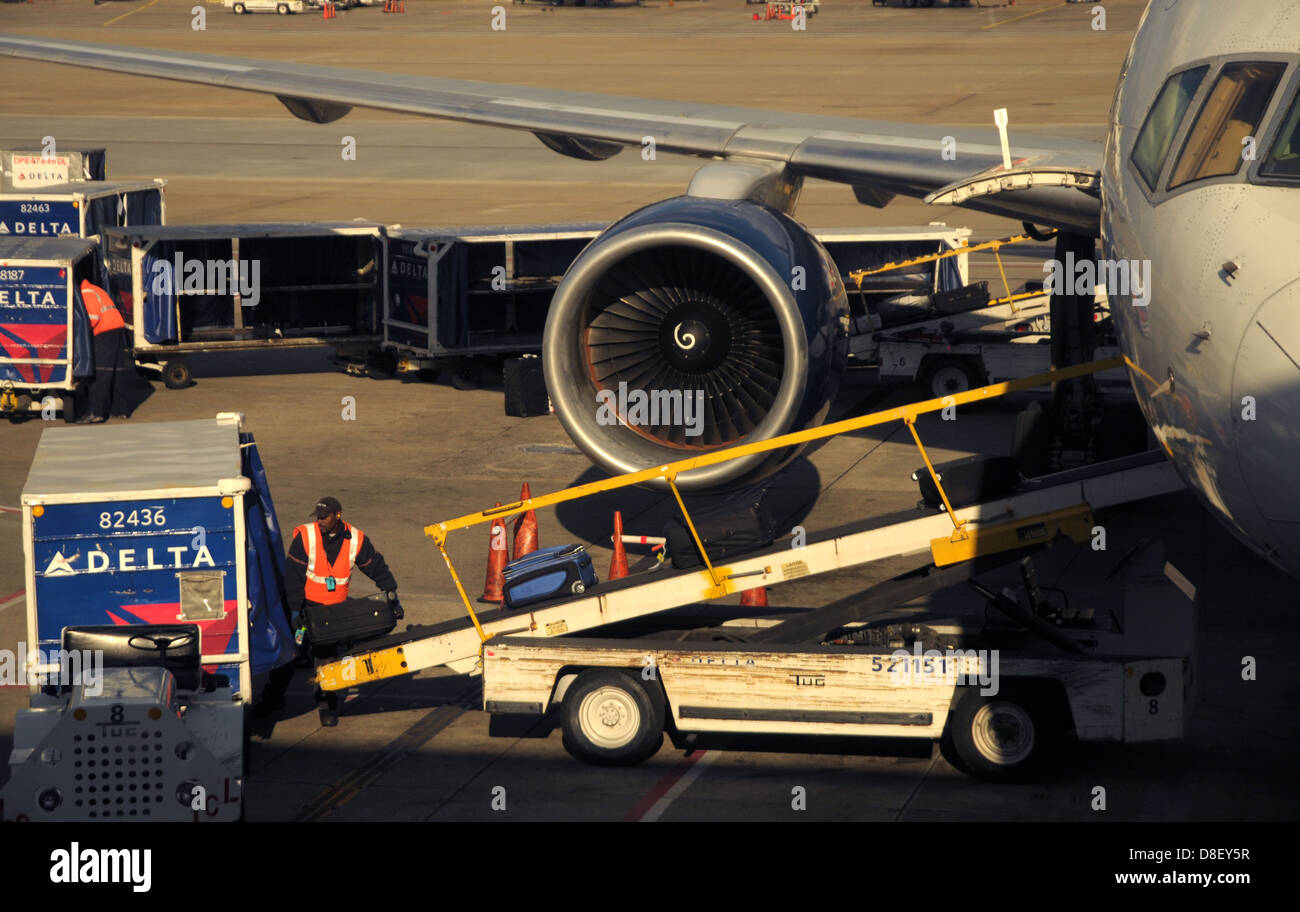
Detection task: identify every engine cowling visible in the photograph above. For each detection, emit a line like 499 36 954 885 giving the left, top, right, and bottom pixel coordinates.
543 196 850 490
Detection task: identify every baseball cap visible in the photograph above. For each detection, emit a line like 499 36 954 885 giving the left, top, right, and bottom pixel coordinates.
311 496 342 520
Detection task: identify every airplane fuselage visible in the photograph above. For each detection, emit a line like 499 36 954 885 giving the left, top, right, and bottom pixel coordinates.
1102 1 1300 577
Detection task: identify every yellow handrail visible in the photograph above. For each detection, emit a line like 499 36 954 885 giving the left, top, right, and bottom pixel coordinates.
848 229 1056 313
424 355 1125 641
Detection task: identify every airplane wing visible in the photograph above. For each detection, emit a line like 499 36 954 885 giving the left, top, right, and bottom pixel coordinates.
0 35 1102 233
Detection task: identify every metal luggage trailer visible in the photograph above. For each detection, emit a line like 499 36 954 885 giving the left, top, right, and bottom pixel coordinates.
383 223 606 372
380 223 970 375
102 222 385 389
0 237 99 420
0 179 166 246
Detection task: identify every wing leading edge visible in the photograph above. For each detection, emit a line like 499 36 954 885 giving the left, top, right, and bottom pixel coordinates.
0 34 1102 233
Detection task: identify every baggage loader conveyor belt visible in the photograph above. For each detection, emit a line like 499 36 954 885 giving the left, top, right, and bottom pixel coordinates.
315 448 1182 692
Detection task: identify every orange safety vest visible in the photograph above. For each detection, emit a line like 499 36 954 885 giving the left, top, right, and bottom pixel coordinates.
295 520 365 605
80 280 125 335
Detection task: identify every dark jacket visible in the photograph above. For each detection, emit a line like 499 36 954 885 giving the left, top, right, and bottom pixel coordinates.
285 521 397 617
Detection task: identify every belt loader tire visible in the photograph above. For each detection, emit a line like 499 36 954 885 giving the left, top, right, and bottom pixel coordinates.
561 669 664 765
941 683 1063 782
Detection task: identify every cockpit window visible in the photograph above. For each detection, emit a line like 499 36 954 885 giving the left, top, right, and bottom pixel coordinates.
1260 87 1300 181
1169 62 1287 189
1132 66 1207 190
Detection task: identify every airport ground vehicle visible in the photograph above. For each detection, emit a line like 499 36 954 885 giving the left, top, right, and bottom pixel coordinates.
102 222 385 389
870 292 1129 398
0 237 98 421
308 359 1194 781
224 0 308 13
750 0 820 16
0 179 165 244
481 536 1193 781
0 414 293 821
379 223 968 386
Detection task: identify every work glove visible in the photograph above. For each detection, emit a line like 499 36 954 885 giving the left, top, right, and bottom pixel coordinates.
386 590 403 620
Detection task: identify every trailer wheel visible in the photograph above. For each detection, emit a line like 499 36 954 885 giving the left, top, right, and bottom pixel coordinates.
561 670 663 765
61 393 78 423
276 3 290 13
162 359 193 390
233 1 246 11
943 684 1061 782
920 356 982 400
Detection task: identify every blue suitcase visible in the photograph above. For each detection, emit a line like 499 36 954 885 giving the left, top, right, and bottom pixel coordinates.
502 544 598 609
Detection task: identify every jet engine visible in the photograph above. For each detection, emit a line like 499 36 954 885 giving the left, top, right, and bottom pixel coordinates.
543 196 850 490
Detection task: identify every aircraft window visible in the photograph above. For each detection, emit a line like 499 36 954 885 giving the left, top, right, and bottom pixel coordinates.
1169 62 1287 189
1132 66 1207 190
1260 87 1300 181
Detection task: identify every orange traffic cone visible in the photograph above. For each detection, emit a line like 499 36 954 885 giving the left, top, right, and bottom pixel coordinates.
480 502 508 603
739 586 768 608
513 483 539 560
609 511 629 581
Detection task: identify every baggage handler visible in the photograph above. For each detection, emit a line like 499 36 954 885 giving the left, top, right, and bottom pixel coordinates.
256 496 400 724
76 279 145 422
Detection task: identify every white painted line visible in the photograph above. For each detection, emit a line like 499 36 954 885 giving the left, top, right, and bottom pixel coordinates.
0 591 27 613
638 750 720 822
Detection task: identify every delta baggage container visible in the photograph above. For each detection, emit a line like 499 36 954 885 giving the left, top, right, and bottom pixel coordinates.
0 179 165 242
380 223 970 381
383 223 604 372
101 221 385 389
0 237 97 420
18 413 296 700
0 147 107 192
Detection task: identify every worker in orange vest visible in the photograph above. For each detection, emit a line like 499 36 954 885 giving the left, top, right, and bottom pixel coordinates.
76 279 138 423
256 496 400 724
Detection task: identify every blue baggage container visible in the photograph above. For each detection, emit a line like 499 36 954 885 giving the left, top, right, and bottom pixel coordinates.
0 237 98 419
502 544 597 609
19 412 296 700
0 179 164 241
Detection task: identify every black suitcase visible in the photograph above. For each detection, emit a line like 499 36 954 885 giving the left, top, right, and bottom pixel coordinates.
913 455 1021 510
504 356 550 417
304 598 399 647
664 495 778 570
932 281 990 315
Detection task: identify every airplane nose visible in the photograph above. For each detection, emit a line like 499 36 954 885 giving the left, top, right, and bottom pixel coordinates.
1231 279 1300 565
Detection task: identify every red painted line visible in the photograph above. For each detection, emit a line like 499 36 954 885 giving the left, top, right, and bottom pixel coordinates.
622 750 708 822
